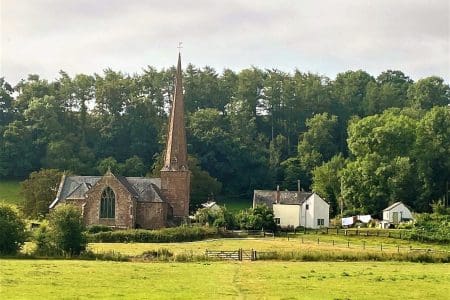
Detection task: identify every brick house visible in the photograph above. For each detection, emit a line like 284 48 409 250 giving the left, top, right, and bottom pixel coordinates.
49 54 190 229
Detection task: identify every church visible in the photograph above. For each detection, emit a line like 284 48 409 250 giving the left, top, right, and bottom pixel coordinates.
49 54 190 229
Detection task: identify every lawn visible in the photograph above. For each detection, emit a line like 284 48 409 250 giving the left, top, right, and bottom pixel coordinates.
88 235 450 257
0 180 22 206
216 196 252 212
1 260 448 299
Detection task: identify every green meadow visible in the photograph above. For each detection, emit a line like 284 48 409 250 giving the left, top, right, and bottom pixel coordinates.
87 234 450 257
1 260 448 299
0 180 22 206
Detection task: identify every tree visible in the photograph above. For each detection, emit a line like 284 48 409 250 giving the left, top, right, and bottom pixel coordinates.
97 157 120 175
236 205 276 230
312 154 347 216
297 113 339 188
0 121 37 178
48 205 86 256
0 204 26 255
407 76 450 109
414 107 450 210
189 156 222 210
122 155 147 177
21 169 63 218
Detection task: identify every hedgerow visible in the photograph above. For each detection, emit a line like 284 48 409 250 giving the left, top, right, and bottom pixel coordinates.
87 226 218 243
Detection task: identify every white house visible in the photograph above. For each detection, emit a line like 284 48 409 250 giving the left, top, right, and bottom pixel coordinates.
252 187 329 229
383 202 413 224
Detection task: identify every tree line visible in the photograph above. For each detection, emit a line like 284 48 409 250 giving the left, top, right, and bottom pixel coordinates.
0 65 449 215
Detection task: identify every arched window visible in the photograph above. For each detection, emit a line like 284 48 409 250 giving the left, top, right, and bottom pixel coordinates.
100 187 115 218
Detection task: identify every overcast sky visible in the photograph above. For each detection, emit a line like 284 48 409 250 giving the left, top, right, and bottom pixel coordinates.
1 0 449 85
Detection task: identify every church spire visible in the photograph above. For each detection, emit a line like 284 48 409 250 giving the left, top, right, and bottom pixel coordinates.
162 53 188 171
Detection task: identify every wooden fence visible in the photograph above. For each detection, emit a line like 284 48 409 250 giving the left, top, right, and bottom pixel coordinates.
205 249 259 261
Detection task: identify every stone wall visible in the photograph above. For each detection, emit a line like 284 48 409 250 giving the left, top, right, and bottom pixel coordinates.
160 170 190 217
135 202 167 229
83 174 135 229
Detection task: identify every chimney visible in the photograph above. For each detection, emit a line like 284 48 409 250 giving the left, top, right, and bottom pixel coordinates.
276 185 280 204
297 180 301 193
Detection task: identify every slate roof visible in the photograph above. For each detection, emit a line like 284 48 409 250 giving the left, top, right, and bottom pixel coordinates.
383 201 412 212
50 175 164 209
253 190 313 209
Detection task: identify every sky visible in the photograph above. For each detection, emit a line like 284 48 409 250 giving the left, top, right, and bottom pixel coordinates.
1 0 449 85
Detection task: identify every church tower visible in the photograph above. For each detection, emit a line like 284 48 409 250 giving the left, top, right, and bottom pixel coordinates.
160 53 190 219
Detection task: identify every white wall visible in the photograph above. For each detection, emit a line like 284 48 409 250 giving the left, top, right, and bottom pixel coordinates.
300 194 330 229
383 203 413 222
273 204 301 228
272 193 330 229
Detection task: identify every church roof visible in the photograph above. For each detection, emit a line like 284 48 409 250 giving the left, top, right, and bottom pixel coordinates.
50 175 164 209
253 190 313 209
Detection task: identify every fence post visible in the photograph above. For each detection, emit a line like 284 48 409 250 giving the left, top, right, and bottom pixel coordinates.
397 245 400 253
326 228 329 234
336 228 339 235
356 229 359 236
388 232 391 238
332 240 335 246
380 243 383 252
347 240 350 248
363 241 365 250
239 248 242 261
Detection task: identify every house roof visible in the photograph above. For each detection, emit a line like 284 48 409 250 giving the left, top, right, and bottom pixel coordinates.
383 201 410 211
253 190 313 209
50 175 164 209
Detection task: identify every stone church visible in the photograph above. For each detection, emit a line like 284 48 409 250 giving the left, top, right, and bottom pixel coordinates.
49 54 190 229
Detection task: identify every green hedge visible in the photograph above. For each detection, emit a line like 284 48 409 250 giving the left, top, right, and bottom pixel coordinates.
87 226 218 243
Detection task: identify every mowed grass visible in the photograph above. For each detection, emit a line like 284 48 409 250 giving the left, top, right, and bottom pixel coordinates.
216 197 252 212
0 180 22 206
1 259 449 299
88 235 450 256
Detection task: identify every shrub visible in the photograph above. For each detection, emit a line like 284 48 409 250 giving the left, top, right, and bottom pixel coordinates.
0 204 26 255
48 205 86 256
86 225 113 234
236 205 276 231
88 226 218 243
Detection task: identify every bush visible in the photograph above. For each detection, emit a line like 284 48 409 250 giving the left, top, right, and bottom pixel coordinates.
88 226 218 243
47 205 86 256
86 225 113 234
195 205 235 229
235 205 276 231
409 213 450 243
0 204 26 255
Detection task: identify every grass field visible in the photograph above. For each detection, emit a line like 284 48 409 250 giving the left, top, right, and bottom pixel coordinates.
1 259 448 299
0 180 22 206
215 196 252 212
87 235 450 257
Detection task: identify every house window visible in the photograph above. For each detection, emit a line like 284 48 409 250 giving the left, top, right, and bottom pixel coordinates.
275 218 281 225
305 204 309 210
100 187 115 218
317 219 324 226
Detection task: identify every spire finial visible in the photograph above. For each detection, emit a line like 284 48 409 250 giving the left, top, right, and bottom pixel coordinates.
177 42 183 53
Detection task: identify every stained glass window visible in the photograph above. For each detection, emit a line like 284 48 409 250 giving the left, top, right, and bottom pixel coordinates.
100 187 115 218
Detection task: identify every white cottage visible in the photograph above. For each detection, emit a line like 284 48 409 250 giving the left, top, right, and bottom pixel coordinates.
383 202 413 224
252 187 329 229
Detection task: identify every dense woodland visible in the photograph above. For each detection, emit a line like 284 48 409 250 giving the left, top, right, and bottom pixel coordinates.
0 65 449 216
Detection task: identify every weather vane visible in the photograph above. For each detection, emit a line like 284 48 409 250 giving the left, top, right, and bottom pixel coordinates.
177 42 183 53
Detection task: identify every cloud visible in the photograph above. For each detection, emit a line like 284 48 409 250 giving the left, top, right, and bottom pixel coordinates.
1 0 448 84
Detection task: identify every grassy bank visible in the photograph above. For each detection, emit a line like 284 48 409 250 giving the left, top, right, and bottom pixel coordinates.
0 180 21 206
1 260 448 299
